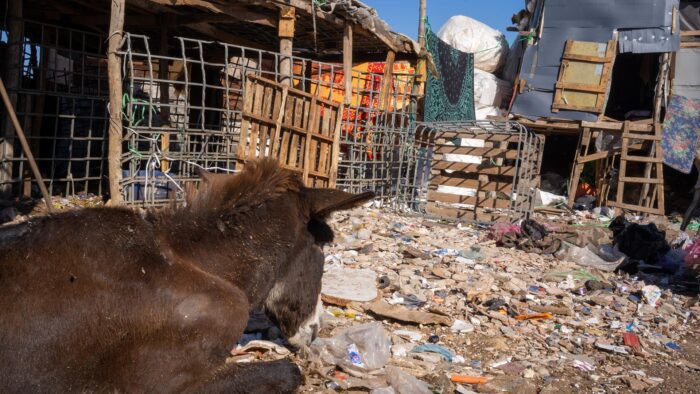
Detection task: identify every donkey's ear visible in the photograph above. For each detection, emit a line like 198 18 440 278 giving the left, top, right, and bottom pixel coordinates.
304 189 375 218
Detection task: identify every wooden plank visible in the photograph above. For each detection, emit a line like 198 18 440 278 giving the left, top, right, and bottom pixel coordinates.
429 176 513 192
328 104 343 187
378 51 396 111
427 191 512 209
270 86 288 157
615 121 630 208
425 203 508 222
607 200 664 216
619 176 664 184
302 97 318 183
343 22 353 104
577 149 616 163
620 155 662 163
431 162 517 176
278 6 295 38
655 123 665 215
555 81 608 93
247 81 265 160
434 146 518 159
433 133 523 142
622 133 660 141
106 0 125 204
236 78 255 165
581 120 653 132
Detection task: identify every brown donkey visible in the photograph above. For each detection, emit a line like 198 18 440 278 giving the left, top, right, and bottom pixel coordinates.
0 158 374 393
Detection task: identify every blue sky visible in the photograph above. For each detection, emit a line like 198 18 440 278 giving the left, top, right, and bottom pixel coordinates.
367 0 522 44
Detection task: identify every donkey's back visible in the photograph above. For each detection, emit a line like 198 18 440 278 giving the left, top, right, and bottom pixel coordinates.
0 208 298 393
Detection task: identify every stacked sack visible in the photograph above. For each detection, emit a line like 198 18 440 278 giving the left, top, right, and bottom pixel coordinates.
437 16 514 120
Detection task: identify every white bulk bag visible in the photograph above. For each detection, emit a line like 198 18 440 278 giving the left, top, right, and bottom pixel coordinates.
437 15 510 74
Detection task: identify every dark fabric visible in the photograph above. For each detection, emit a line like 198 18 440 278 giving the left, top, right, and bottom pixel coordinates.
610 216 670 263
424 29 475 122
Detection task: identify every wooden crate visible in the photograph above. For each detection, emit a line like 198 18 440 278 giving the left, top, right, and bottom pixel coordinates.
425 128 542 223
235 74 343 188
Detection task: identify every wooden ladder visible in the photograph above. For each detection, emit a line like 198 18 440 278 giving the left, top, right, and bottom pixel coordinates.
611 121 665 215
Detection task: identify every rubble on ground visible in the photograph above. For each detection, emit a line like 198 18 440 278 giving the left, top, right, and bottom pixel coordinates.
292 208 700 393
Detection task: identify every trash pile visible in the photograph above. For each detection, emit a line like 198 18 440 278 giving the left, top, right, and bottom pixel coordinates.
271 208 698 393
0 194 104 225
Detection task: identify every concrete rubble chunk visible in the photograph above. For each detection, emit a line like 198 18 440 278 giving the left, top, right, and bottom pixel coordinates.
322 267 378 305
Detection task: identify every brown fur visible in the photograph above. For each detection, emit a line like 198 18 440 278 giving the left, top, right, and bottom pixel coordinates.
0 158 374 393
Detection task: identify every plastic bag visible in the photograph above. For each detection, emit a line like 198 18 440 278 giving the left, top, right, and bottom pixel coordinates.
474 68 512 111
386 366 432 394
437 15 510 74
310 322 391 370
558 244 626 272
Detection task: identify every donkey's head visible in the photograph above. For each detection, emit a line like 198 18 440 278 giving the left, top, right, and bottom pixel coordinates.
263 187 375 347
186 159 374 347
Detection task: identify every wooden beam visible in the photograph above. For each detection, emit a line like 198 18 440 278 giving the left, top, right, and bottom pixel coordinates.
187 22 270 50
272 0 400 53
107 0 126 205
378 50 396 111
0 77 52 212
279 6 295 86
343 22 353 104
0 0 22 197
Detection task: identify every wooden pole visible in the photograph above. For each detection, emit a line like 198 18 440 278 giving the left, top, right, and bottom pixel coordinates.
278 6 295 87
0 77 52 212
107 0 126 205
0 0 22 198
418 0 427 48
159 21 171 172
343 22 353 105
379 50 396 111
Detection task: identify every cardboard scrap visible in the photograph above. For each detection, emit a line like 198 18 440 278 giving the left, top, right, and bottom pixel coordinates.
366 300 451 326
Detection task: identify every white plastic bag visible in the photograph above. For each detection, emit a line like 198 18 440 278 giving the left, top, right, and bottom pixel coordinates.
474 68 512 112
310 322 391 371
437 15 510 74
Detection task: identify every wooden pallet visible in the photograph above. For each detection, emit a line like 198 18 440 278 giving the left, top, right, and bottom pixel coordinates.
425 130 541 223
235 74 343 188
552 40 617 114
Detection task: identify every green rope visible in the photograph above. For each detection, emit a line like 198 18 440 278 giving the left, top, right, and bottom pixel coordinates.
122 90 159 127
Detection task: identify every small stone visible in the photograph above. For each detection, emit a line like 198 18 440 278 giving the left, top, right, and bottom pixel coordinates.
623 377 648 391
523 368 535 379
451 273 469 282
432 267 452 279
357 228 372 240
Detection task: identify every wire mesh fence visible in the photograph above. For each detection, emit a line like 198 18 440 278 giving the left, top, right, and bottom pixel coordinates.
5 22 542 222
0 20 109 198
118 32 421 206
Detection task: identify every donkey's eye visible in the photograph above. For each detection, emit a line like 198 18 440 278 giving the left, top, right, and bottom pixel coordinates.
307 217 334 244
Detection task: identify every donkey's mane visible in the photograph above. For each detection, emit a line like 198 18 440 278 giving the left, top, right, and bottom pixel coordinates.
185 158 303 215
